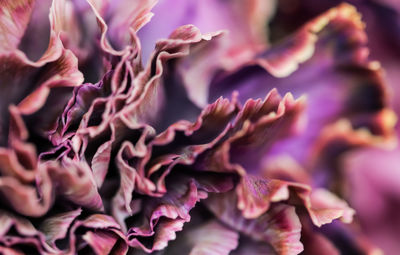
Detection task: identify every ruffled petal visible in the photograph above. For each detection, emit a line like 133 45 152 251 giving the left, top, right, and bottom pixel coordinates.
125 179 200 252
0 50 83 146
39 208 82 249
208 3 392 165
236 174 354 226
193 89 305 176
138 0 276 62
309 116 396 192
0 148 102 217
85 0 156 55
0 210 50 254
205 191 303 255
0 1 395 254
72 214 128 255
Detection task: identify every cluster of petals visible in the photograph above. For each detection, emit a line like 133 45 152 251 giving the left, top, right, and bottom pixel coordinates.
0 0 399 254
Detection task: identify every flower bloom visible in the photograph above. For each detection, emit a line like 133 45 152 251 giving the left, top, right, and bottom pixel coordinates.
0 0 398 254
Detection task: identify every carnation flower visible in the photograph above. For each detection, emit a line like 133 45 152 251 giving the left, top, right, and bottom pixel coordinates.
0 0 397 255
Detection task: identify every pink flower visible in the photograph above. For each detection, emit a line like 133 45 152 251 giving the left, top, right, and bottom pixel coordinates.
0 1 396 254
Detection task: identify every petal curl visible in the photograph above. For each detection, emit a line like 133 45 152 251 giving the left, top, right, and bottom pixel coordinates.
208 3 392 165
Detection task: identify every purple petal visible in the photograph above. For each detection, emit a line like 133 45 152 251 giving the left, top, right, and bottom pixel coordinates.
300 222 340 255
85 0 156 55
343 147 400 254
194 89 305 175
230 236 276 255
138 0 275 63
208 3 392 165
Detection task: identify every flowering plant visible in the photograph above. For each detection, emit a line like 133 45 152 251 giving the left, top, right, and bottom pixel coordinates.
0 0 399 254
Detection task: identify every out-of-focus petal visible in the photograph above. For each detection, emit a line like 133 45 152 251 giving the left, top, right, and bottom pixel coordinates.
261 155 311 184
137 0 278 108
343 147 400 255
0 49 83 146
85 0 157 55
0 164 54 217
182 220 239 255
318 221 385 255
0 152 102 217
300 222 340 255
230 236 276 255
138 0 276 62
0 0 84 150
0 210 50 254
254 3 367 77
0 0 36 52
0 140 37 183
208 3 392 165
310 117 397 192
269 0 400 129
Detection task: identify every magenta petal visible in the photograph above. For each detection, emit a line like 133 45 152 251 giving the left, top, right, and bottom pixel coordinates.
84 0 156 55
117 24 217 130
343 147 400 254
309 117 396 192
0 141 37 182
138 0 274 63
300 223 340 255
208 4 392 165
139 0 276 107
0 1 397 254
